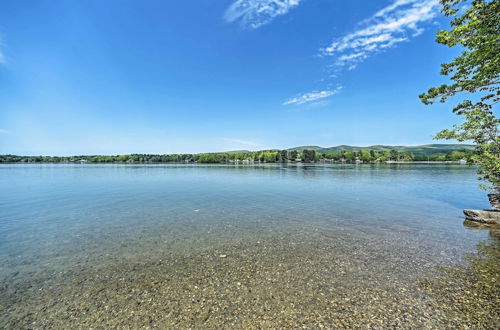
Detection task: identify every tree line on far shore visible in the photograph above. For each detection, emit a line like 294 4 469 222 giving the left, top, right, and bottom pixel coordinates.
0 149 474 164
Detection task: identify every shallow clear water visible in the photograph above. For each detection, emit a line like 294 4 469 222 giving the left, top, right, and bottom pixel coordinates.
0 164 498 328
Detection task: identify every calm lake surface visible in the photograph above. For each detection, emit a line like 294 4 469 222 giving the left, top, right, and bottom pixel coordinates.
0 164 498 328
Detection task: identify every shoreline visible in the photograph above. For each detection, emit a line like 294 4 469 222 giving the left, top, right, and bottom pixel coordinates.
0 160 472 165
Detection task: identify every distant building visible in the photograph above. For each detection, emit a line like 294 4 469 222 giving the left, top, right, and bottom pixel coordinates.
459 159 467 165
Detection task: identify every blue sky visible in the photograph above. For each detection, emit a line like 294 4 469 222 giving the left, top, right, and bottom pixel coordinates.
0 0 464 155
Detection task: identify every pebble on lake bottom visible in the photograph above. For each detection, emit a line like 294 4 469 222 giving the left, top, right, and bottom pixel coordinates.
1 225 498 329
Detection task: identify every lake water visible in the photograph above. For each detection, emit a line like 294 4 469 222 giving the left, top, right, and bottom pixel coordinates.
0 164 498 328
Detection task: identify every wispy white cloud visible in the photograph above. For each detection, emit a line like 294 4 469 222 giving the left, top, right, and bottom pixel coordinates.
320 0 440 69
224 0 301 30
282 1 439 106
283 86 343 105
222 138 263 148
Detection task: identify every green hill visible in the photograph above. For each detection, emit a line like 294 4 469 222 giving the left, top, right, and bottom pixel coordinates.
286 146 321 151
286 144 475 155
226 150 251 154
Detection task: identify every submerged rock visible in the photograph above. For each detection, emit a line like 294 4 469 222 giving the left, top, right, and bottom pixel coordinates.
463 209 500 225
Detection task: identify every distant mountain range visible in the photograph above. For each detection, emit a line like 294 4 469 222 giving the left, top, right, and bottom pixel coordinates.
230 144 475 155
